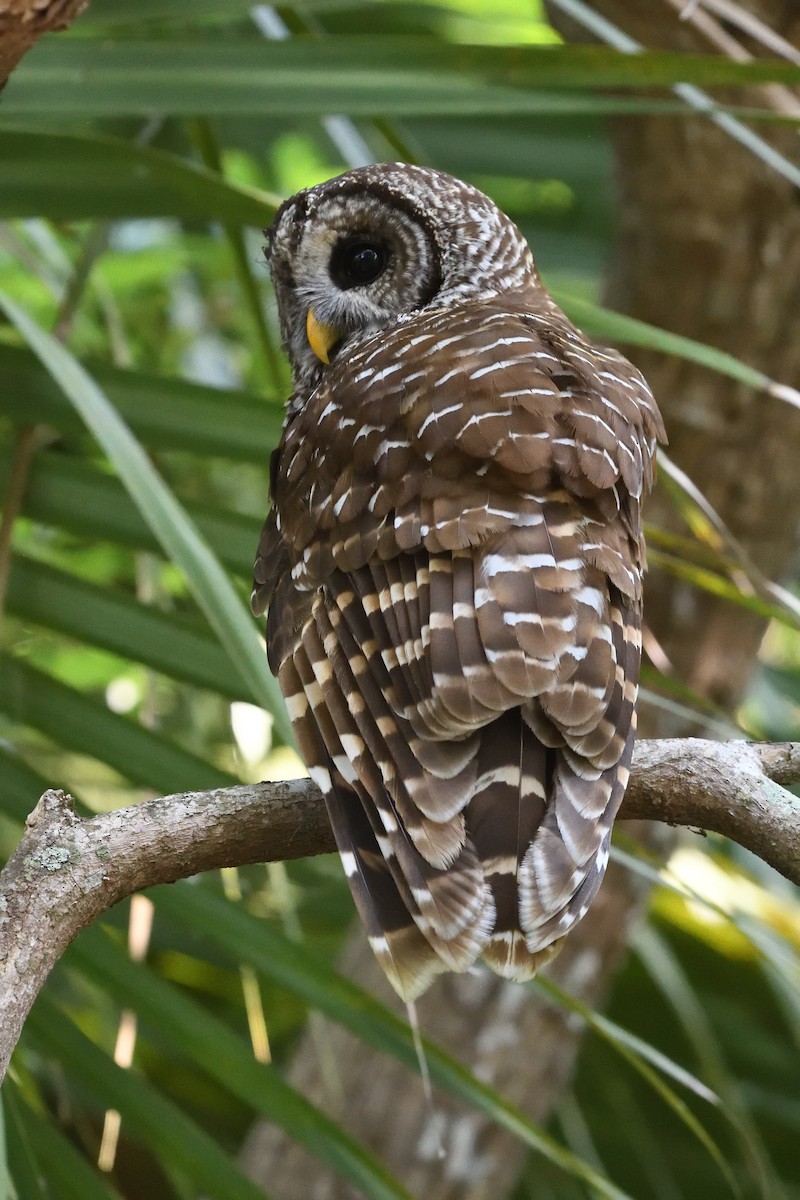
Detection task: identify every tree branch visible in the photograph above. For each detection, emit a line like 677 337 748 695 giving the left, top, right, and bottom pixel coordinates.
1 737 797 1081
624 739 800 872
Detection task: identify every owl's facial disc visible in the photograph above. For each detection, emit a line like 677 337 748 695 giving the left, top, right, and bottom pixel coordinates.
297 197 436 363
306 233 393 363
270 184 441 378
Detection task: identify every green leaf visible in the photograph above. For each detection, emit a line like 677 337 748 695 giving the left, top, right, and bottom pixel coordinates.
185 116 288 390
0 656 234 795
5 42 800 119
634 928 776 1200
0 129 279 223
0 293 292 745
0 747 52 824
0 1091 8 1200
24 999 270 1200
535 976 721 1105
6 557 252 700
3 1084 47 1200
532 976 742 1197
154 883 636 1199
647 549 800 632
69 925 413 1200
762 664 800 709
77 0 262 25
409 114 612 192
554 291 796 401
0 450 260 577
0 344 283 462
4 1080 122 1200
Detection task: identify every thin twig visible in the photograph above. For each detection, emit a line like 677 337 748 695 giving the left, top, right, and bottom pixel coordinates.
665 0 800 120
697 0 800 68
547 0 800 191
657 451 800 629
53 222 114 343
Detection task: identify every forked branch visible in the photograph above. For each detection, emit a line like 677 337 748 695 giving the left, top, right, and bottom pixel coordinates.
0 737 798 1081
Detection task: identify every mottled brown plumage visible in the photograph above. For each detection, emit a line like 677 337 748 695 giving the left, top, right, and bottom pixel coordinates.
253 164 665 1000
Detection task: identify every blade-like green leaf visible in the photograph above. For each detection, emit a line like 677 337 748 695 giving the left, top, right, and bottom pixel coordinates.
78 0 464 24
408 114 612 192
644 524 736 573
763 664 800 708
0 1094 8 1200
0 747 53 823
6 557 252 700
0 344 283 462
186 115 287 390
4 1079 122 1200
580 1072 684 1200
532 977 741 1198
153 882 635 1199
0 450 259 576
24 999 270 1200
554 291 800 409
534 976 721 1106
0 129 279 223
5 42 800 119
0 294 292 745
80 0 257 24
634 928 776 1200
3 1083 48 1200
638 662 746 736
0 656 235 795
648 550 800 632
69 925 413 1200
740 918 800 1063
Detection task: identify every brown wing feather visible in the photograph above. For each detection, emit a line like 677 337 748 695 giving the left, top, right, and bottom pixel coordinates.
258 297 663 999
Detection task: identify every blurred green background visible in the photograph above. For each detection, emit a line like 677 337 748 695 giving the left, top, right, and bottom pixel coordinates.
1 1 799 1197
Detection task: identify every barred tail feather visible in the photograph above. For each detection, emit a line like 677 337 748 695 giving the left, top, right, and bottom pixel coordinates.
467 709 552 980
326 784 449 1001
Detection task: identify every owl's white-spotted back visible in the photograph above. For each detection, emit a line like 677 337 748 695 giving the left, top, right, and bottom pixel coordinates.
253 163 665 1000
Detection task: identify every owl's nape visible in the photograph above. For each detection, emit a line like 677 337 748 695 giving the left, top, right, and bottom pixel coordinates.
254 163 666 1001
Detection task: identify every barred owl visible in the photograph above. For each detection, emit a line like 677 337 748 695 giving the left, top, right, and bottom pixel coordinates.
253 163 665 1001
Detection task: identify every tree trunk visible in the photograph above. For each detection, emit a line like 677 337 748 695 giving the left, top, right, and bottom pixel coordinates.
242 4 800 1194
591 0 800 713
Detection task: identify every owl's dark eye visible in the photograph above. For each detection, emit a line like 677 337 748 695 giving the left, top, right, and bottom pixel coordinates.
330 237 389 289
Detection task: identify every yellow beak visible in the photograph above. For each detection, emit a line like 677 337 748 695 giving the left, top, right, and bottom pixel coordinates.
306 309 341 365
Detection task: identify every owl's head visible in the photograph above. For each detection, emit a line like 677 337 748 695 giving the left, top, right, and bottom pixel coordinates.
266 163 537 385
